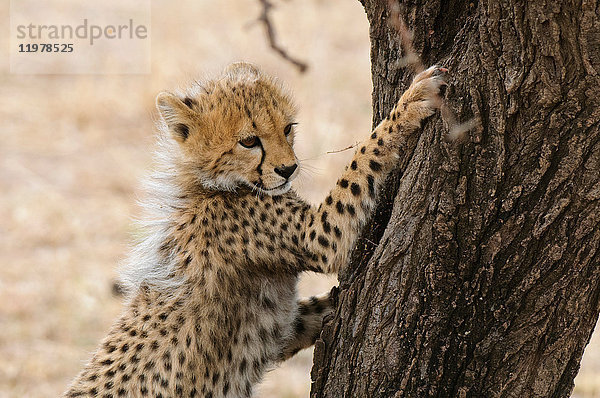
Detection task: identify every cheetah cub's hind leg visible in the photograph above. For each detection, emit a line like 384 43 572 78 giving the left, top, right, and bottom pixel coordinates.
281 293 334 360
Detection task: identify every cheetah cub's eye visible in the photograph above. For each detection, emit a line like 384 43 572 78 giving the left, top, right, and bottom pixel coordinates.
284 123 297 136
240 136 260 148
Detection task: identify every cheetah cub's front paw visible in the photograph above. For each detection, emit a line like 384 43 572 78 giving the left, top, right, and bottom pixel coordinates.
398 65 447 129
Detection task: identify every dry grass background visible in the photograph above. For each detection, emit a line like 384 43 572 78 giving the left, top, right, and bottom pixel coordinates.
0 0 598 397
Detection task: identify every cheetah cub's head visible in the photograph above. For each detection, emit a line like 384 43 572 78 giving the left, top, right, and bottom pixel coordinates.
156 62 299 196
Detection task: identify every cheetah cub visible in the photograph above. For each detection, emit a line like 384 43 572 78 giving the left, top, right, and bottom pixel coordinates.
64 63 446 398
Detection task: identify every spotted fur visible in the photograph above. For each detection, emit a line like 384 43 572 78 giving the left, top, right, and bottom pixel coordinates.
64 63 445 398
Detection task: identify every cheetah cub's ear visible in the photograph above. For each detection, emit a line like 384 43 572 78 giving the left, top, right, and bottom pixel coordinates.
156 91 195 142
224 62 261 80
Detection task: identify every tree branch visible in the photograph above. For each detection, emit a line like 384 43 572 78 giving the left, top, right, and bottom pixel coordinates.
256 0 309 73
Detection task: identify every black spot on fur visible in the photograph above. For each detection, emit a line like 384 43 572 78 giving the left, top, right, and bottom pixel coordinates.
351 183 361 196
311 296 325 313
325 195 333 205
347 204 356 216
294 318 305 334
367 175 375 197
336 201 344 214
378 138 384 146
318 235 329 248
371 132 377 139
339 179 349 188
299 304 310 315
369 160 382 172
351 160 357 170
334 226 342 238
223 382 230 395
262 296 276 310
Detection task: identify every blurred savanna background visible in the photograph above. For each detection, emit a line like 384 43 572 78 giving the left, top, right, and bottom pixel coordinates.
0 0 598 397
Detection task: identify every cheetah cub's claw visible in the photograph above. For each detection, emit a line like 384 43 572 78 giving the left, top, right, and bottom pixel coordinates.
398 65 448 129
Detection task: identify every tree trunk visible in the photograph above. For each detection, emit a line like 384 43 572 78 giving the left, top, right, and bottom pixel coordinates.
310 1 600 397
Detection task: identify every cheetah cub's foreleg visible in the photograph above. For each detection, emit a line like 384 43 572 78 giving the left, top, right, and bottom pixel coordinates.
293 65 446 275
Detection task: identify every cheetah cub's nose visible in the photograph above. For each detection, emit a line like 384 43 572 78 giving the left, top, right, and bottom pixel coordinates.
275 164 298 179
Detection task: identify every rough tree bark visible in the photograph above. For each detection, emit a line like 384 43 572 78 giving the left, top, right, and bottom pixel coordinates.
310 1 600 397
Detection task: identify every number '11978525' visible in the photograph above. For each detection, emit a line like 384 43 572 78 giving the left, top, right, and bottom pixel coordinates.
18 43 73 52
